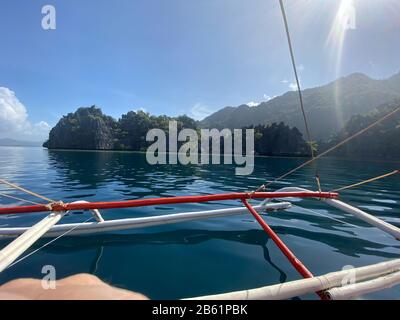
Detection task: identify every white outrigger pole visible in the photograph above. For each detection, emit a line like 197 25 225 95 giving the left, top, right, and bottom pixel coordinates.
268 187 400 240
0 187 399 300
185 259 400 300
0 211 65 272
0 201 291 239
0 198 291 272
325 198 400 240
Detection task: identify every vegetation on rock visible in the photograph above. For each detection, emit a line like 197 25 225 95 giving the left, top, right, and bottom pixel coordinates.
44 106 311 156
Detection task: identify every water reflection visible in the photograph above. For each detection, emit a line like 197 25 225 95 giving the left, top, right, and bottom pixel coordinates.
48 150 210 197
25 227 400 265
0 147 399 299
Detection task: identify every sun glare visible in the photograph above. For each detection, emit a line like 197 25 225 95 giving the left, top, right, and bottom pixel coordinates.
326 0 357 127
327 0 356 72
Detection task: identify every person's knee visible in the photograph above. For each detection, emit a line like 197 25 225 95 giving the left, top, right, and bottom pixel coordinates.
59 273 103 286
0 274 149 300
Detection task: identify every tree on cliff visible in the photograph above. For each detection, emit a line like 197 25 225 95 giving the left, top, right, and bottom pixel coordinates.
43 106 117 150
321 100 400 159
43 106 312 157
253 122 310 156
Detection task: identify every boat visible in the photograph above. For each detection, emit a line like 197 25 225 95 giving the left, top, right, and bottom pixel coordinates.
0 1 399 300
0 185 399 300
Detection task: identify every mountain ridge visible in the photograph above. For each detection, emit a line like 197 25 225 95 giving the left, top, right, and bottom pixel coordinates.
0 138 43 147
200 71 400 140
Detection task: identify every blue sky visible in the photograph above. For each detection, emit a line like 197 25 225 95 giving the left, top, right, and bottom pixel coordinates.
0 0 399 141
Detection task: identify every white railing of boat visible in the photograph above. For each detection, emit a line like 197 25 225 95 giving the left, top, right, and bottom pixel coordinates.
1 187 399 299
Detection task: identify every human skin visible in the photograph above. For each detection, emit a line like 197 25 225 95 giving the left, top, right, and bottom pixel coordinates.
0 274 148 300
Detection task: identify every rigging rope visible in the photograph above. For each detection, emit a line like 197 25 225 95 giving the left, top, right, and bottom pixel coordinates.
255 1 400 193
261 106 400 189
332 170 400 192
278 0 321 191
6 215 94 270
279 0 314 156
0 192 41 205
0 179 55 203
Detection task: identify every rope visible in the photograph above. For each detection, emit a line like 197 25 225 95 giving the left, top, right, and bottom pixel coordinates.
315 174 322 193
332 170 400 192
0 192 41 205
6 216 94 270
278 0 321 192
0 179 55 203
263 106 400 189
279 0 314 156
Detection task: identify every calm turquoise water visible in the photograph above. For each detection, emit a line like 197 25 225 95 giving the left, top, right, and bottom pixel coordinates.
0 146 399 299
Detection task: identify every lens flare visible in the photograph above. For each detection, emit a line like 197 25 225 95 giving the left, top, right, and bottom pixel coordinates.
326 0 357 127
327 0 356 70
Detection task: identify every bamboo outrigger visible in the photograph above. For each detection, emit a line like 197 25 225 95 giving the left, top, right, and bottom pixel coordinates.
1 0 399 300
0 187 399 300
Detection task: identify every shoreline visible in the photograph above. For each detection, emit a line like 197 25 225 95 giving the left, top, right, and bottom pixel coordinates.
1 145 398 163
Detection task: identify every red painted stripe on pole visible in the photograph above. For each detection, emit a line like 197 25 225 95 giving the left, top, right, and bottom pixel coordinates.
241 199 327 300
0 191 338 215
241 199 313 278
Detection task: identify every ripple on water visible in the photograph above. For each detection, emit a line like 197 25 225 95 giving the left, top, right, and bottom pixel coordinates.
371 198 397 204
0 148 399 299
359 205 393 212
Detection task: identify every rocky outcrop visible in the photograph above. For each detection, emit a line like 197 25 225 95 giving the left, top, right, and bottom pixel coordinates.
43 106 311 157
43 106 116 150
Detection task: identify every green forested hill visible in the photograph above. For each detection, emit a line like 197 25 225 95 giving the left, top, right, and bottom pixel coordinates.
200 72 400 140
44 71 400 160
321 100 400 159
43 106 310 156
43 106 198 151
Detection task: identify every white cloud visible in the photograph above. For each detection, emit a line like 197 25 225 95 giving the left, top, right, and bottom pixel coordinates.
289 82 299 91
281 79 289 84
246 101 260 107
245 95 277 107
134 107 147 113
190 103 214 120
34 121 51 131
0 87 28 133
0 87 50 141
369 61 376 69
263 94 277 101
297 64 305 71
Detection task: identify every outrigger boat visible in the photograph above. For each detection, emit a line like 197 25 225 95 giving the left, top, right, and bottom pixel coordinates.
1 0 400 300
0 186 400 300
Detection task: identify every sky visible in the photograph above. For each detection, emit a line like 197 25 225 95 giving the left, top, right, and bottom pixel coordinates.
0 0 399 141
